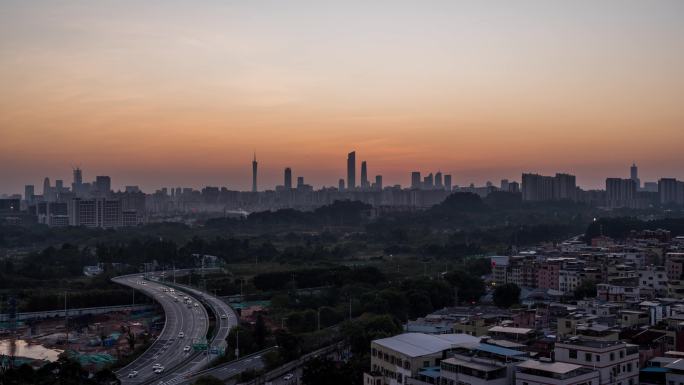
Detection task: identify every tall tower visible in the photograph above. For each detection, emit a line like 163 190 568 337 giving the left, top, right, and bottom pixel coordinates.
43 177 51 200
347 151 356 190
630 162 640 189
252 152 258 192
72 167 83 196
360 161 368 189
284 167 292 189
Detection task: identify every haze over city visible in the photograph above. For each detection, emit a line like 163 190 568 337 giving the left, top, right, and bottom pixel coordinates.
2 0 684 193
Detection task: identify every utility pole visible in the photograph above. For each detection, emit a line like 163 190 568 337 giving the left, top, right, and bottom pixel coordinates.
64 291 68 350
349 297 352 320
317 308 321 331
235 329 240 359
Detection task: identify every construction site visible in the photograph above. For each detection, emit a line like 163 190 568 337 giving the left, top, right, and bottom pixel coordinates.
0 303 164 371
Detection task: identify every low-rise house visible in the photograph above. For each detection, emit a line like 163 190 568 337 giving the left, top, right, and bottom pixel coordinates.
515 360 600 385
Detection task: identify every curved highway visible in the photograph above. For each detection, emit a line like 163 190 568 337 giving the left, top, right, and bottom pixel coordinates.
113 274 209 384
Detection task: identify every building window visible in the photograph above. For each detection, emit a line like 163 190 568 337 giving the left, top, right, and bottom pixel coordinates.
610 352 615 361
570 349 577 359
585 353 592 362
620 350 624 358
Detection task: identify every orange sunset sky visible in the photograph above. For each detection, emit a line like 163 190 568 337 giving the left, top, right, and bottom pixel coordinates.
1 1 683 193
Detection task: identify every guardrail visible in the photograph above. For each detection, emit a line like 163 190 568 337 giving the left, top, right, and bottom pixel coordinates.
184 346 278 381
238 342 345 385
0 304 156 322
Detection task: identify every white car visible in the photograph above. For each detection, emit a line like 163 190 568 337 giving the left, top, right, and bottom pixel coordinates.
183 345 191 353
153 366 165 374
128 371 138 378
220 314 227 319
152 363 162 369
178 331 184 338
283 373 294 380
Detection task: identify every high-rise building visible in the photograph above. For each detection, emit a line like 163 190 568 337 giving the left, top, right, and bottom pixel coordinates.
522 173 576 201
361 161 368 189
284 167 292 189
43 177 52 201
522 173 555 201
411 172 421 189
435 172 443 188
630 163 640 189
24 185 34 204
297 176 305 188
606 178 637 208
338 179 345 191
252 153 258 192
659 178 684 205
72 167 83 195
444 175 452 191
555 173 576 201
56 179 64 193
347 151 356 190
95 176 111 197
500 179 510 192
375 175 383 191
423 173 434 189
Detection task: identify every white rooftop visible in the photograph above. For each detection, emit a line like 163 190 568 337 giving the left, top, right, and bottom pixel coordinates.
489 326 533 334
373 333 479 358
517 360 583 374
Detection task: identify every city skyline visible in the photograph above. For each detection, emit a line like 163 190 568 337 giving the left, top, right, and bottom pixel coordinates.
3 153 676 196
2 1 684 193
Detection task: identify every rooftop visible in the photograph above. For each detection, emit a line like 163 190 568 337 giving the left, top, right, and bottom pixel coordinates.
488 326 534 335
516 360 582 374
373 333 479 358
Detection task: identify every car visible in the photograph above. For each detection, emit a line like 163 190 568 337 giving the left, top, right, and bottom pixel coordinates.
178 332 184 338
153 366 165 374
194 303 199 307
128 371 138 378
283 373 294 380
152 363 162 369
183 345 191 352
220 314 226 319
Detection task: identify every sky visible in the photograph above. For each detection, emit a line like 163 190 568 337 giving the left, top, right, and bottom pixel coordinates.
1 0 683 194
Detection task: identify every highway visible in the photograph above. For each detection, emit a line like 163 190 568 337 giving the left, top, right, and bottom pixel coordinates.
113 274 209 385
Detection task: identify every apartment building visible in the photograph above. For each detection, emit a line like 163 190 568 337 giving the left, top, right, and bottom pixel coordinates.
554 338 639 385
366 333 479 385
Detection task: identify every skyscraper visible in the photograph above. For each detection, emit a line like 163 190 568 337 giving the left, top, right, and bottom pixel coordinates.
375 175 383 191
297 176 304 188
630 163 640 189
361 161 368 189
338 178 345 191
284 167 292 189
411 172 421 189
444 175 452 191
423 173 434 189
72 167 83 196
347 151 356 190
95 176 111 196
24 185 34 203
252 153 258 192
43 177 51 200
435 172 443 188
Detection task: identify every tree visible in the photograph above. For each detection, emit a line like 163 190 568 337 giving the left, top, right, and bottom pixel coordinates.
126 330 136 351
444 270 486 304
573 280 597 300
492 283 521 308
302 357 345 385
275 329 301 361
254 314 267 349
